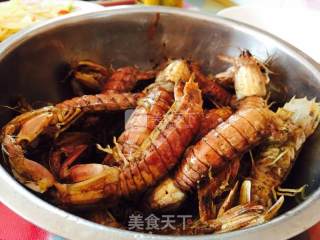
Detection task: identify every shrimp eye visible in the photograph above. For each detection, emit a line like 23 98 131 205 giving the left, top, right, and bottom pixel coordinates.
241 49 252 57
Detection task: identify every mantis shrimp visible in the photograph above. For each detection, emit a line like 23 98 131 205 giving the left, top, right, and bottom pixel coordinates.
48 61 157 181
2 59 160 192
146 50 273 212
50 60 189 182
250 97 320 207
54 75 203 205
1 91 141 192
193 95 320 233
1 50 319 235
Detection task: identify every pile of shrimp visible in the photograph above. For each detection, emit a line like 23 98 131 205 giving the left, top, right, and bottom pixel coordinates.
1 50 320 235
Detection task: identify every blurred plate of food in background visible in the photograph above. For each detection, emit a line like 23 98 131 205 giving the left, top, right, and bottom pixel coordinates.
0 0 104 42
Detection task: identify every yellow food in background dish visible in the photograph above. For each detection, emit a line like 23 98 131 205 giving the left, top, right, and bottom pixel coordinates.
161 0 183 7
143 0 160 5
142 0 183 7
0 0 73 42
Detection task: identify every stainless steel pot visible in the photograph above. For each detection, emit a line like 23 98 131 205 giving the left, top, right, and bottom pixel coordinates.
0 6 320 240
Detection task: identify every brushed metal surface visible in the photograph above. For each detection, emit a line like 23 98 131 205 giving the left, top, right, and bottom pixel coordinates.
0 6 320 240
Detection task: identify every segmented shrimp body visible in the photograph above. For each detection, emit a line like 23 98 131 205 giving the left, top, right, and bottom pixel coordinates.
196 107 233 141
178 51 271 193
175 105 273 192
175 51 273 191
107 87 174 165
250 97 320 207
1 92 142 192
55 92 142 114
175 51 271 193
194 98 320 233
102 66 156 93
146 50 271 212
70 60 156 93
48 62 158 180
104 60 190 166
190 63 232 105
55 76 203 205
145 107 233 211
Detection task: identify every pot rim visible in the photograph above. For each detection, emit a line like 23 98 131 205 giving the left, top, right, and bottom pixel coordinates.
0 6 319 240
